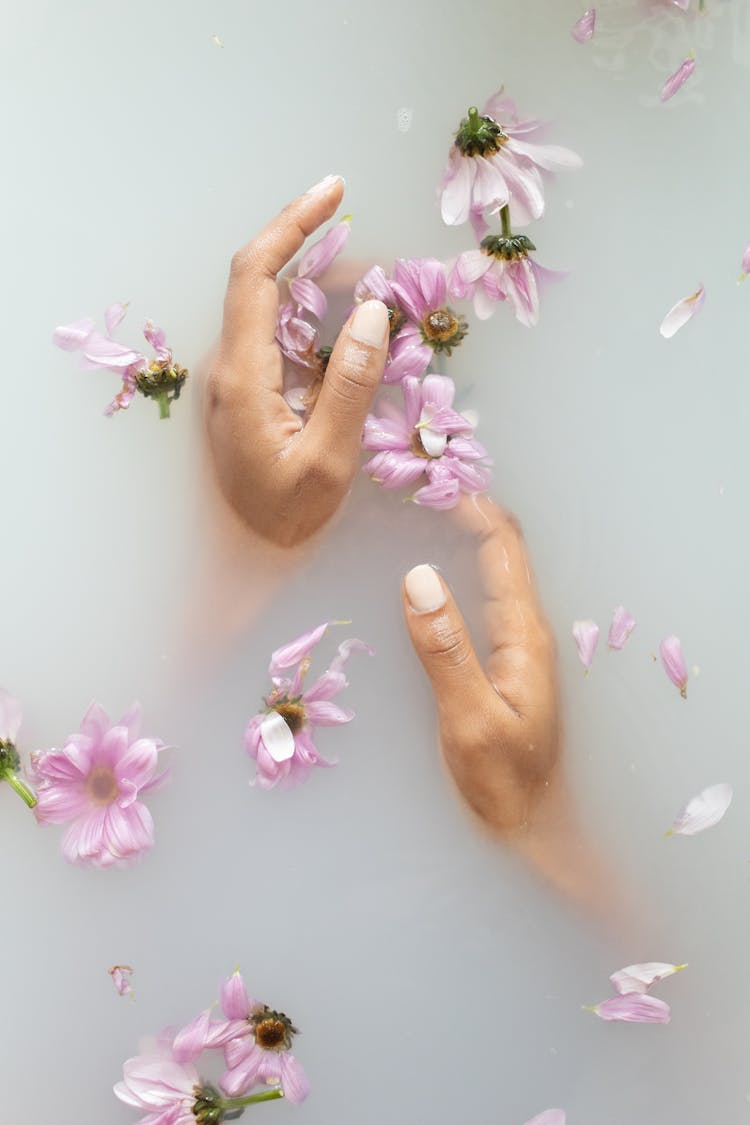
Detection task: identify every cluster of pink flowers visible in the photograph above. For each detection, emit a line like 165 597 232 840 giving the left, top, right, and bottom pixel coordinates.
116 969 308 1123
53 303 187 419
244 621 373 790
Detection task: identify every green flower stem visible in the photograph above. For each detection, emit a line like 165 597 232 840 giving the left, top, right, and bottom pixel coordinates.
220 1089 285 1111
2 770 37 808
499 204 513 239
156 392 171 420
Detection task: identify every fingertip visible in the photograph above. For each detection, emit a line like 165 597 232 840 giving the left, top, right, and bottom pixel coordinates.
304 173 346 198
349 299 390 348
403 564 447 615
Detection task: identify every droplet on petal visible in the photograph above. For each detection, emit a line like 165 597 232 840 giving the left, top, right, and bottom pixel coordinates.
610 962 687 995
667 783 733 837
573 619 599 670
607 606 636 650
659 635 688 697
659 285 705 338
586 994 671 1023
571 9 596 42
661 54 696 102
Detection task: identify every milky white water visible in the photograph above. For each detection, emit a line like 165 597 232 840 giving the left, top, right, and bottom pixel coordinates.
2 1 750 1122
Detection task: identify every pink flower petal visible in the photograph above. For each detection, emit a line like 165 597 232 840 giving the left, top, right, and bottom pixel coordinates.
661 55 696 102
588 994 671 1023
269 623 329 674
741 242 750 280
108 964 135 997
607 606 636 650
104 302 129 335
304 700 354 726
659 285 705 338
289 276 327 321
221 969 250 1020
610 962 687 995
52 318 96 351
524 1113 566 1125
572 619 599 670
172 1009 213 1064
297 217 351 280
571 9 596 42
412 476 461 510
440 151 474 226
659 635 688 697
667 783 733 837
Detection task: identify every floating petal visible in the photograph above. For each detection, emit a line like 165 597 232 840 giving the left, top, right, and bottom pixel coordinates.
571 9 596 42
667 783 733 836
607 606 636 650
659 285 705 338
573 619 599 670
659 635 688 697
610 962 687 995
524 1113 566 1125
587 994 671 1023
661 55 696 102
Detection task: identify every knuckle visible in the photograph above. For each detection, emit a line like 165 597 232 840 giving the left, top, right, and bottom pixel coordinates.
423 621 471 667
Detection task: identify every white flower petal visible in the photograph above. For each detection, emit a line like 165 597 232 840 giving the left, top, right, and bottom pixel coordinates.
260 712 296 763
610 962 687 995
659 285 705 338
668 783 733 837
419 426 448 458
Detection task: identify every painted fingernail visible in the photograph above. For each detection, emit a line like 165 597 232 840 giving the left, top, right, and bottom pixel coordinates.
306 174 345 196
350 299 389 345
405 564 446 613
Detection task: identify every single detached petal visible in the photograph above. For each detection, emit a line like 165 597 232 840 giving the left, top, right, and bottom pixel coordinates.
741 242 750 280
573 619 599 670
659 635 688 697
610 962 688 995
588 994 671 1023
661 55 696 102
660 285 705 338
667 783 733 837
571 9 596 42
297 217 351 279
269 623 329 674
607 606 636 650
108 964 135 997
524 1112 566 1125
260 712 297 763
0 689 23 743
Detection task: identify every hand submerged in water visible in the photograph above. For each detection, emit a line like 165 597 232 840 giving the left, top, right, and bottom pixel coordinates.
205 175 390 548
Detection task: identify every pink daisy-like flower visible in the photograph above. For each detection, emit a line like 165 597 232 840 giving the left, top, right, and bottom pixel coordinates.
448 232 557 327
439 91 581 235
115 1052 201 1125
244 623 372 790
362 374 492 510
53 303 187 419
379 257 468 383
30 701 169 868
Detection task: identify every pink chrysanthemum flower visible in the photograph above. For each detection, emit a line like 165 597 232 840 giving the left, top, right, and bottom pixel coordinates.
53 303 187 419
362 374 492 510
222 971 310 1103
115 1052 201 1125
376 258 468 383
448 230 557 327
439 91 581 235
30 701 169 868
244 623 372 790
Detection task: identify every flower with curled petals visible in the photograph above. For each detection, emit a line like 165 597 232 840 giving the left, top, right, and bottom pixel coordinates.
362 374 492 510
449 230 558 327
30 701 169 868
115 1052 200 1124
53 303 187 419
244 623 372 790
380 258 468 383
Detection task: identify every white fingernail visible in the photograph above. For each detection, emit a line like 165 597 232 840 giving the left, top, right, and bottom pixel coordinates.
405 564 446 613
306 174 345 196
350 299 389 345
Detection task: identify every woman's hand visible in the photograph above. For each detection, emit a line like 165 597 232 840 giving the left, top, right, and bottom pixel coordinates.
205 176 390 548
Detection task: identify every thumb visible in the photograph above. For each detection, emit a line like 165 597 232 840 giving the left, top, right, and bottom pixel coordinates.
304 299 390 463
402 564 487 712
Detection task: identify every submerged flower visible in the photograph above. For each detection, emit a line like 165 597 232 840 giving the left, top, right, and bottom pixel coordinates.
109 965 135 998
53 303 187 419
572 619 599 670
610 962 687 995
659 285 705 338
666 783 733 837
572 9 596 41
0 689 37 808
439 92 581 233
31 702 169 868
448 231 556 326
607 606 636 650
244 623 372 790
115 1053 200 1125
661 55 696 101
585 994 671 1023
381 258 468 383
659 635 688 697
362 374 492 510
287 216 351 322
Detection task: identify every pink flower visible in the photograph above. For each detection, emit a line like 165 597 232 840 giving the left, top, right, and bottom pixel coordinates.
448 238 557 327
276 300 320 369
659 285 705 338
109 964 135 998
667 783 733 836
362 374 492 510
586 994 671 1023
572 619 599 670
244 623 373 790
572 9 596 41
439 92 581 233
53 303 187 418
288 216 351 321
659 635 688 697
607 606 636 650
114 1052 200 1124
610 962 687 995
218 971 310 1103
661 55 696 101
380 258 468 383
30 701 169 868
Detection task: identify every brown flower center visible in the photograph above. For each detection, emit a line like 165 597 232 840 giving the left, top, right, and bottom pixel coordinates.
250 1006 298 1053
86 766 119 806
409 429 441 459
273 700 306 734
419 308 468 355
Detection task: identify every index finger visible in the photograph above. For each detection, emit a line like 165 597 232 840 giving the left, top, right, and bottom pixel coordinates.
221 175 345 367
